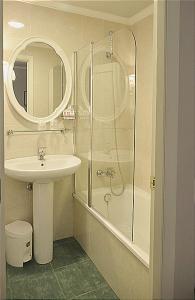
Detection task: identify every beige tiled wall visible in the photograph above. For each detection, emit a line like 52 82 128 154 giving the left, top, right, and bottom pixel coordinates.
74 200 150 300
3 1 126 239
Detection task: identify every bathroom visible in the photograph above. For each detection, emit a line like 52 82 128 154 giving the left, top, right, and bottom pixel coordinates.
3 0 155 298
1 1 195 300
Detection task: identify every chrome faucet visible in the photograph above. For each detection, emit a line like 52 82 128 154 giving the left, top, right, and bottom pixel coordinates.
96 168 115 178
38 147 47 161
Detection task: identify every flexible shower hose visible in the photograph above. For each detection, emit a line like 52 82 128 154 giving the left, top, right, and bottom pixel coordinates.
106 34 125 197
109 85 125 197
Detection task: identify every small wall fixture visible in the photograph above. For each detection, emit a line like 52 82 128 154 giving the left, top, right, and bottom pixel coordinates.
8 20 24 29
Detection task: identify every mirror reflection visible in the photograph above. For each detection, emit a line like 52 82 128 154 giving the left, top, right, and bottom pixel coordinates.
13 42 66 118
82 50 127 121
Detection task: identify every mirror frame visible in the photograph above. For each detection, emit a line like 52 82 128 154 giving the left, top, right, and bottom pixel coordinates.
6 37 72 123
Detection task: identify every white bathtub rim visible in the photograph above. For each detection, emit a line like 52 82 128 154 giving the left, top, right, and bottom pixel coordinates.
81 184 151 201
73 193 149 268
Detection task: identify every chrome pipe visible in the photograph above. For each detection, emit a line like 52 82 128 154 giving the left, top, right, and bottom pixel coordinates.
88 42 94 208
73 51 77 156
7 129 71 135
73 51 77 195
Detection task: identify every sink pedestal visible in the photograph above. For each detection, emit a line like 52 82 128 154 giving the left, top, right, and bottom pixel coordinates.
33 182 54 264
5 155 81 265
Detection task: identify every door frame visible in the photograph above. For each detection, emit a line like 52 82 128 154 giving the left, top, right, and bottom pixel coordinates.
149 0 165 298
0 0 5 299
150 0 195 299
162 1 195 298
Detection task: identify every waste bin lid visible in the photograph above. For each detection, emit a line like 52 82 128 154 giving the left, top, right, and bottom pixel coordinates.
5 220 32 238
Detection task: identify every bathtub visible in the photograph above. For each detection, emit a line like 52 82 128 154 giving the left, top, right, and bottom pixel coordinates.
74 184 150 267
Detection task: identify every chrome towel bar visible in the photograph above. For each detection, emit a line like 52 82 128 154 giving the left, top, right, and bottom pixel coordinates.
7 128 71 136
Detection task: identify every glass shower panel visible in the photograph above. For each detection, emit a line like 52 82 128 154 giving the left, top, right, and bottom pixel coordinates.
91 29 136 241
75 44 91 203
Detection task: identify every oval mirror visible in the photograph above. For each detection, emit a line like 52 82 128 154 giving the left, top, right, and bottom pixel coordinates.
6 38 72 123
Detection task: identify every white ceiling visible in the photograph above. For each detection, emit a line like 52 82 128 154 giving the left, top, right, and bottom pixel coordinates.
26 0 153 25
62 1 153 18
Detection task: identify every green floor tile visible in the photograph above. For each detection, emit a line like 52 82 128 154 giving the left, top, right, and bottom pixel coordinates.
56 237 76 244
51 239 88 270
90 285 118 299
10 271 64 299
6 237 117 300
74 285 118 299
6 281 12 300
7 259 51 282
55 262 91 299
76 260 107 290
55 260 107 299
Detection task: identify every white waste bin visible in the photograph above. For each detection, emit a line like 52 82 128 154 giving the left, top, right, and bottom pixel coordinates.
5 220 33 267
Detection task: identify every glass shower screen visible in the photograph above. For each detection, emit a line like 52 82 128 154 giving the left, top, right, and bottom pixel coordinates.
75 29 136 242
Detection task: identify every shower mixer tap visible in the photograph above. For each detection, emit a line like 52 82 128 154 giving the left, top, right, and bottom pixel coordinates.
96 168 115 178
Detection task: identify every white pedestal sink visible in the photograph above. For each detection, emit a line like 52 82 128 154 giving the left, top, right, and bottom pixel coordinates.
5 155 81 264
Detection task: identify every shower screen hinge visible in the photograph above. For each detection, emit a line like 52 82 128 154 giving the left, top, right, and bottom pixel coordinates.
150 176 156 190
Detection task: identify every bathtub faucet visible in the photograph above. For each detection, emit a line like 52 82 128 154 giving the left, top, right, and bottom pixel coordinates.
96 168 115 178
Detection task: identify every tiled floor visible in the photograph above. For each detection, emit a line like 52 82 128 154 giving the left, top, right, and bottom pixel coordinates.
6 237 118 300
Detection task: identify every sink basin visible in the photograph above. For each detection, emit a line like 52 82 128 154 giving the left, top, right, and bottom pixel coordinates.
5 154 81 265
5 155 81 183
